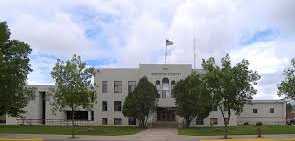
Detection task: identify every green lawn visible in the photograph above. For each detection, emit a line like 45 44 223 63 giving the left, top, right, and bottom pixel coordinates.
178 125 295 136
0 125 142 136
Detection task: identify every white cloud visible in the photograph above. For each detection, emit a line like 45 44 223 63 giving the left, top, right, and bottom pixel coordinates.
1 0 295 99
231 41 289 74
230 40 295 99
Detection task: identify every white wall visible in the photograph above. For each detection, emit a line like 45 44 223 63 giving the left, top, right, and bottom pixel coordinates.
238 100 286 125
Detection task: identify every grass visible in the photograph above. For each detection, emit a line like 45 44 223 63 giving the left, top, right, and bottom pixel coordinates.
0 125 142 136
178 125 295 136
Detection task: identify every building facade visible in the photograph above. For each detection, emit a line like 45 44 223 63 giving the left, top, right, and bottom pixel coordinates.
2 64 286 127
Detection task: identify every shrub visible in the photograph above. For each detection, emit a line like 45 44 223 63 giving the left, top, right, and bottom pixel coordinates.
256 122 263 126
243 122 249 125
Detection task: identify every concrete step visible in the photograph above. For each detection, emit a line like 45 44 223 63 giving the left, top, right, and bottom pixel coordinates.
152 121 177 128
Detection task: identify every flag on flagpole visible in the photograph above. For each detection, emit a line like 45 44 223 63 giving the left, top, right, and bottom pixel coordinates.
166 39 173 46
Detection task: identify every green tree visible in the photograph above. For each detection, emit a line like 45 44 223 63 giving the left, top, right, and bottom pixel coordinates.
0 21 33 117
278 58 295 101
172 72 212 128
286 103 293 116
123 76 157 128
202 54 260 139
51 54 95 138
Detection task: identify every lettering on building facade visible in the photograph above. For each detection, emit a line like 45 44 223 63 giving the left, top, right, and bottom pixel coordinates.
151 73 181 76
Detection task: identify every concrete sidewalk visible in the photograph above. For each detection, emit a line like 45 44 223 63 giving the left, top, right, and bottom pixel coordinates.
2 128 295 141
0 133 136 141
181 134 295 141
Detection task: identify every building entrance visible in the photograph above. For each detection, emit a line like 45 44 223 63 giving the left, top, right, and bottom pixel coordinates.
157 107 176 121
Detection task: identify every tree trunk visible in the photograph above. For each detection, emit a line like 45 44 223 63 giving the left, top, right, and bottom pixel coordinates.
139 119 145 128
219 107 228 139
224 121 228 139
257 127 262 138
71 107 75 138
224 109 231 139
185 117 191 128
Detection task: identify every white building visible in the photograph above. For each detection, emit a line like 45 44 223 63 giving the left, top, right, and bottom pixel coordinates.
2 64 286 127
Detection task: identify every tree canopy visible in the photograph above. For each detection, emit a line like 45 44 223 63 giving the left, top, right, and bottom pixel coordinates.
278 58 295 100
172 72 212 128
123 76 157 128
0 21 33 117
51 54 95 138
202 54 260 138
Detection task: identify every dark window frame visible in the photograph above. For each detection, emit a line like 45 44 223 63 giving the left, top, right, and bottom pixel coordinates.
91 111 94 121
102 101 108 111
114 118 122 125
114 81 122 93
128 117 136 125
128 81 136 94
102 118 108 125
253 108 258 113
114 101 122 111
66 111 88 120
102 81 108 93
270 108 274 113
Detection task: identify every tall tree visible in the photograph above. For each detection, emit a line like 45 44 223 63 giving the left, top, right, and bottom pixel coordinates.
0 21 33 117
123 76 157 128
202 54 260 139
51 54 95 138
278 58 295 101
172 72 212 128
286 103 293 117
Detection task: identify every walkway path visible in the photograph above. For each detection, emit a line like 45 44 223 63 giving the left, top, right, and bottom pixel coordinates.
132 128 181 141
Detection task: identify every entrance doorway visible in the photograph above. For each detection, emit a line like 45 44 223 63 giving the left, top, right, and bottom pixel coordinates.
157 107 176 121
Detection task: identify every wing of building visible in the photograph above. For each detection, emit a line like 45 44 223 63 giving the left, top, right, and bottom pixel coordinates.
1 64 286 127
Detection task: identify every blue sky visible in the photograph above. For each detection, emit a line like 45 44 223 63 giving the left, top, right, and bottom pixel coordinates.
0 0 295 99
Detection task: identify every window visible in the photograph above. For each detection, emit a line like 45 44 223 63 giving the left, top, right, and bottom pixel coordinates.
128 81 136 93
253 108 258 113
114 118 122 125
114 81 122 93
114 101 122 111
270 108 274 113
210 118 218 125
102 101 108 111
66 111 88 120
128 117 136 125
196 117 204 125
102 118 108 125
156 80 160 85
102 81 108 93
91 111 94 121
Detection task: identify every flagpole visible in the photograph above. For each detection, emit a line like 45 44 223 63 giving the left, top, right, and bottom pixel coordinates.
165 43 167 64
193 25 197 71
